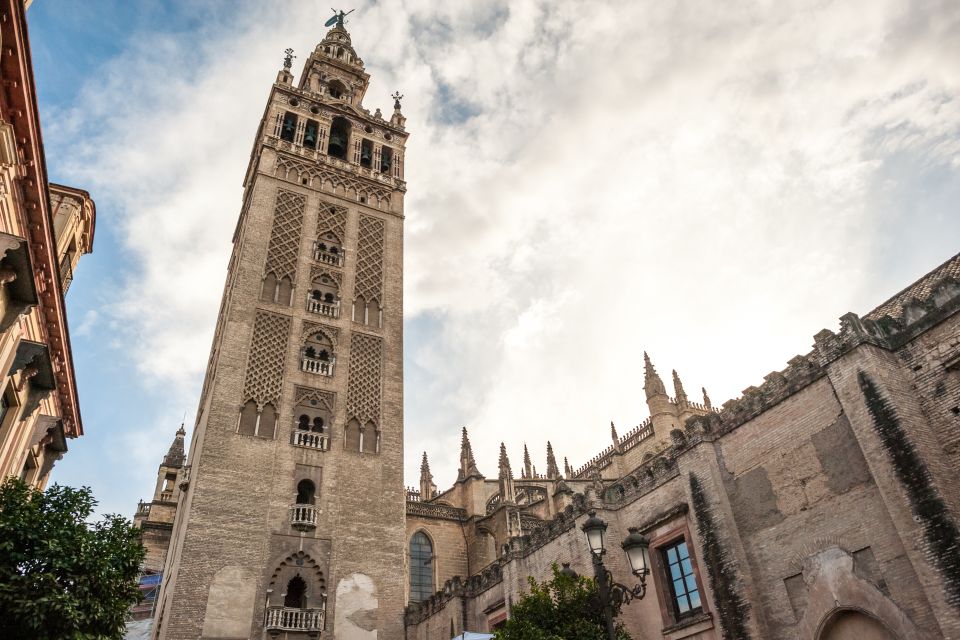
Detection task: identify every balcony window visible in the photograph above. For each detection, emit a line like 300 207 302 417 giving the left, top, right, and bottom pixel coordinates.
280 111 298 142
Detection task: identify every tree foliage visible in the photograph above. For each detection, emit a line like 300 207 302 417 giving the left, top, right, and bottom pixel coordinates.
495 564 631 640
0 478 145 640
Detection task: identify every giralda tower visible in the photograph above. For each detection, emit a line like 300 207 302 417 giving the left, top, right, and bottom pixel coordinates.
156 17 408 640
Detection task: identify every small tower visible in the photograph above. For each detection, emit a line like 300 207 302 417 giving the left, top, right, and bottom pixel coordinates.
644 352 676 439
419 452 437 500
133 425 186 576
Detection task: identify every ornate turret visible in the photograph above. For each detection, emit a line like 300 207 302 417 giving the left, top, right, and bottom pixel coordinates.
546 442 560 479
458 427 483 481
644 352 667 399
419 452 436 500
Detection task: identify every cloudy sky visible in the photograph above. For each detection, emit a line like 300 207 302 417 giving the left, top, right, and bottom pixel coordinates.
29 0 959 516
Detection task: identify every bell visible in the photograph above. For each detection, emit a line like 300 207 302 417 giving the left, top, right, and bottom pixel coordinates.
328 133 346 158
304 131 317 147
360 147 372 164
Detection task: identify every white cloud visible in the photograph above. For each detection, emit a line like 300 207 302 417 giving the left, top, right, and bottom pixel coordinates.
45 0 960 500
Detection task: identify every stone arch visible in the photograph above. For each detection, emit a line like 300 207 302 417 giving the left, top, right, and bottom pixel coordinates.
818 608 898 640
267 551 327 610
796 547 925 640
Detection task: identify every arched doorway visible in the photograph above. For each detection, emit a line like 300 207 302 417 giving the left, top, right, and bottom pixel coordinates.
819 610 897 640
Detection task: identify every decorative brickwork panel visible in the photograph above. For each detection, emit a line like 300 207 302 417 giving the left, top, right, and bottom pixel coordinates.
310 265 342 288
302 321 340 347
264 190 306 281
243 311 291 407
355 215 385 304
347 333 383 426
294 386 336 414
317 201 348 244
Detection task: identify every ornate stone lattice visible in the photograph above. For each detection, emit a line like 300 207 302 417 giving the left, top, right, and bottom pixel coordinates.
346 332 383 426
355 215 385 304
264 190 306 281
317 201 348 244
310 265 342 288
301 321 340 347
243 311 291 407
294 385 336 413
274 152 395 209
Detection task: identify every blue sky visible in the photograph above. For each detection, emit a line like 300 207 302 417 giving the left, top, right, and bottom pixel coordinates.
27 1 960 517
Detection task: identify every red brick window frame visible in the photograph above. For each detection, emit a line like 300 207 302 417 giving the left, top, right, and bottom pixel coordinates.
648 525 709 628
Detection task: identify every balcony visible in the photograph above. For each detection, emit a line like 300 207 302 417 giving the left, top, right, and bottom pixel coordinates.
307 296 340 318
290 503 318 530
265 606 324 634
314 246 343 267
292 430 329 451
301 356 335 377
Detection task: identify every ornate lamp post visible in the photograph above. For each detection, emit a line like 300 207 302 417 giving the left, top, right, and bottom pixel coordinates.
579 511 651 640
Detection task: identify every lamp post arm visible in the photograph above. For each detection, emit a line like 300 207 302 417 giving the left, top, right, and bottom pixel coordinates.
591 552 619 640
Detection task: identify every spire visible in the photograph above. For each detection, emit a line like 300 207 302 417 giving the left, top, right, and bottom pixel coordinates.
673 369 689 406
702 387 712 410
419 452 436 500
498 443 513 480
546 442 559 479
458 427 482 481
564 457 572 478
644 352 667 399
610 421 621 453
391 91 406 128
163 424 186 468
523 443 533 478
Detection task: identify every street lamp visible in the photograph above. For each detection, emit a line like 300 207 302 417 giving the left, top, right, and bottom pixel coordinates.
579 511 651 640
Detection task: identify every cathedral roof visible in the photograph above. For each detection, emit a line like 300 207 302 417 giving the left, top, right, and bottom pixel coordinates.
865 252 960 321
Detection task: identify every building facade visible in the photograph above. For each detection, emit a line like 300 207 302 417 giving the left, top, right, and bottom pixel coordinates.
405 254 960 640
0 0 95 489
153 19 408 640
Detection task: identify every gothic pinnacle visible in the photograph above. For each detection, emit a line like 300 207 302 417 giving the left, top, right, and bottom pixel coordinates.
564 456 572 478
546 441 559 479
702 387 713 410
673 369 688 405
643 351 667 399
523 443 532 478
498 442 513 479
420 451 431 475
610 421 619 442
458 427 482 481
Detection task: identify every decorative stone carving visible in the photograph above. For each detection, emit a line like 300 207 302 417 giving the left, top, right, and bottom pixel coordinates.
264 190 306 282
355 215 384 305
242 311 291 408
346 333 382 427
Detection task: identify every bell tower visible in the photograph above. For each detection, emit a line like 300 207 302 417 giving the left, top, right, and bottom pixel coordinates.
155 15 408 640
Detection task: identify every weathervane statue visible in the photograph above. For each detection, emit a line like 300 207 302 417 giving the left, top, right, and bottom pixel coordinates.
325 8 354 28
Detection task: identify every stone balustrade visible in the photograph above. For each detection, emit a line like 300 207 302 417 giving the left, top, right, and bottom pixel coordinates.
307 297 340 318
301 357 335 376
292 431 329 451
313 246 344 266
289 504 318 530
264 606 324 632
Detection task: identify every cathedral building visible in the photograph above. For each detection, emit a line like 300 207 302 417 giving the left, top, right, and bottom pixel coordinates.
143 17 960 640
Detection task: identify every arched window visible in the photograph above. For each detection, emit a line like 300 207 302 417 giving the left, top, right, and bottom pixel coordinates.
298 415 310 431
239 400 258 436
284 575 307 609
296 480 316 505
409 532 434 603
311 417 324 433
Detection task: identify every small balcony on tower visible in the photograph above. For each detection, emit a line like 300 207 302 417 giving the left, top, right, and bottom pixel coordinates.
306 293 339 319
300 334 335 377
292 414 330 452
290 480 318 531
264 606 325 635
313 241 343 267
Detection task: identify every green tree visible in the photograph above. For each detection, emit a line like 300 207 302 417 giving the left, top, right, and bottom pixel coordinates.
495 564 631 640
0 477 146 640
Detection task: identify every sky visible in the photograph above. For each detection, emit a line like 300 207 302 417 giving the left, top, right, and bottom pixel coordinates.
27 0 960 517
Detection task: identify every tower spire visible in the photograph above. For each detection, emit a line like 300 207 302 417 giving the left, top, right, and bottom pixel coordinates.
163 424 187 468
702 387 712 410
458 427 482 481
523 443 533 478
564 456 572 478
546 442 559 479
644 351 667 399
610 421 621 453
673 369 689 406
498 443 516 505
